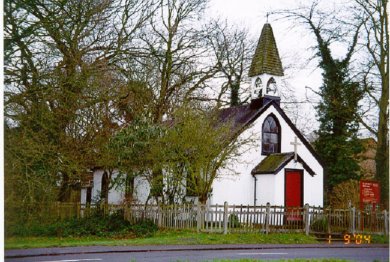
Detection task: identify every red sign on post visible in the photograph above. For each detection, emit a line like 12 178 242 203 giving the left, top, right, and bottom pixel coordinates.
360 180 380 210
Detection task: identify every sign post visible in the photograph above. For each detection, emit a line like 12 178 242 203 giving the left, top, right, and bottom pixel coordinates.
359 180 380 211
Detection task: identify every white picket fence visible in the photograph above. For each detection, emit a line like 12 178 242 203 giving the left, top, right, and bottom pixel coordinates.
54 202 389 235
121 202 389 235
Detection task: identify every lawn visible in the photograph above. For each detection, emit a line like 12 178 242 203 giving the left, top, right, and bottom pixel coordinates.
210 258 349 262
5 230 319 249
208 258 350 262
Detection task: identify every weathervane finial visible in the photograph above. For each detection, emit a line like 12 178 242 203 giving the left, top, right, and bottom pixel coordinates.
266 12 269 23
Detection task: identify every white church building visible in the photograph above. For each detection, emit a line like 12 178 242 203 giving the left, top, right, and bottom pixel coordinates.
81 23 324 208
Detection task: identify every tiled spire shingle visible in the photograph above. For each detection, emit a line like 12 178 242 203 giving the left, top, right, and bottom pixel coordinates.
248 23 284 77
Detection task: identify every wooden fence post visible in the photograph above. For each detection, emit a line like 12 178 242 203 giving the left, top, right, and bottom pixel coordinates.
76 202 81 219
123 204 128 221
357 209 361 232
304 204 310 236
327 208 331 235
265 202 270 235
56 201 60 218
223 201 228 235
350 207 356 234
384 210 388 236
157 205 162 228
197 201 201 232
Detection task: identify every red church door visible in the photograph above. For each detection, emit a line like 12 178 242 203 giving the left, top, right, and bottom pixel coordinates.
285 170 303 221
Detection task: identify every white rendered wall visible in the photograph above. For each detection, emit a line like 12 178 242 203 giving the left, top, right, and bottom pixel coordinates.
255 174 275 205
91 169 125 205
210 171 255 205
302 168 323 206
211 104 323 207
283 160 323 206
91 170 103 203
255 160 323 207
259 105 324 184
107 171 125 204
251 74 282 98
87 104 324 207
80 188 87 205
134 176 150 204
264 105 323 178
210 121 262 205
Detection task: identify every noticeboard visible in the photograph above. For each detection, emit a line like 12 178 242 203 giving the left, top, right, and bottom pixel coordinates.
359 180 380 210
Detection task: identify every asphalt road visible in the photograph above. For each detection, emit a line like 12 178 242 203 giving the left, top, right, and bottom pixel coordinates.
5 245 389 262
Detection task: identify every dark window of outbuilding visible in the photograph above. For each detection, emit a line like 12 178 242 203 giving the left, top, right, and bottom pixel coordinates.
125 175 135 201
101 171 109 201
86 187 92 204
262 114 281 155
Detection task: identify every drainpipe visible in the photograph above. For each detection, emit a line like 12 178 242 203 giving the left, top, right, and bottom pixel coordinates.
253 175 257 206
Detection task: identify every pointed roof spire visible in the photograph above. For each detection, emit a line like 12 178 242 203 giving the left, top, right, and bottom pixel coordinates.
248 23 284 77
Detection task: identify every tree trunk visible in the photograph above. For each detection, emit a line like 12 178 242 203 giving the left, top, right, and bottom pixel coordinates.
199 195 208 205
230 82 240 106
376 75 389 207
58 174 71 202
376 0 389 208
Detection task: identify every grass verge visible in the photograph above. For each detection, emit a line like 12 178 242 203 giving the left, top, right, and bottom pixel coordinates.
371 234 390 244
5 230 318 249
206 259 351 262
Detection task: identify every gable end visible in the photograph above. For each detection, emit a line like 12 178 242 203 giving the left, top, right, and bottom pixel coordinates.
271 104 324 167
244 101 324 167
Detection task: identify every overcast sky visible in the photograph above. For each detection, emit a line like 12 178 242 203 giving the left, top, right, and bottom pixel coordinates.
205 0 367 137
207 0 324 89
206 0 326 135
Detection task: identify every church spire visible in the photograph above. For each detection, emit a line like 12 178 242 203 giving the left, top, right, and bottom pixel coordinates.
249 23 284 99
249 23 284 77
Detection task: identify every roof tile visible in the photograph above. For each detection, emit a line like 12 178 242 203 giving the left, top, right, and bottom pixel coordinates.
249 23 284 77
251 152 294 174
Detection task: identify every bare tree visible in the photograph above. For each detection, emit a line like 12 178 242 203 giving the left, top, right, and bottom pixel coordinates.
206 20 255 107
149 104 254 204
139 0 220 123
355 0 388 206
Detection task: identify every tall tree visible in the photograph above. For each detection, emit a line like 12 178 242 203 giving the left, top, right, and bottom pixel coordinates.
355 0 389 207
206 20 254 107
140 0 220 123
108 116 163 203
279 1 365 196
149 104 252 205
4 0 152 212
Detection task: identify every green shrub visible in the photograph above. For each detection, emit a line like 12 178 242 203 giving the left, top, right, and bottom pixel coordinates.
311 216 328 232
7 222 59 237
7 209 158 238
131 219 158 237
55 210 133 237
228 214 241 228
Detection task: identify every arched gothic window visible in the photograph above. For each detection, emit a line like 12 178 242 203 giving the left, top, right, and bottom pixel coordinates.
255 77 263 97
266 77 277 95
262 114 281 155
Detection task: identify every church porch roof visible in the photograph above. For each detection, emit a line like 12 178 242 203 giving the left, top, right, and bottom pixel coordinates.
251 152 316 176
251 152 294 175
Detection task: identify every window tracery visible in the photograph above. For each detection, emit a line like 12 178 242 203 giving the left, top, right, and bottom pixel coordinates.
262 114 280 154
